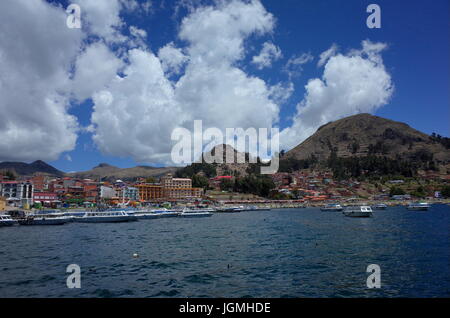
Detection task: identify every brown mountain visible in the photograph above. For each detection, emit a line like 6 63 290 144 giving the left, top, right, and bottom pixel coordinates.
0 160 64 177
68 163 177 181
285 113 449 168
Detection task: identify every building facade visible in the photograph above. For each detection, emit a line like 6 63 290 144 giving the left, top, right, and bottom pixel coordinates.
0 181 33 207
136 184 164 201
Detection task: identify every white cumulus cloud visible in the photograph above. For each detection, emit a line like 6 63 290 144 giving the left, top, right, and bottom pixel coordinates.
281 40 394 150
0 0 82 162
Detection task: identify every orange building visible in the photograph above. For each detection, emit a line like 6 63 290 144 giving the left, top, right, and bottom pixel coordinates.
136 184 164 201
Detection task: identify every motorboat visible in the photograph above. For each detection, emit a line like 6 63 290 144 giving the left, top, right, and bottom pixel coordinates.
133 210 160 219
150 208 181 218
406 202 430 211
320 203 343 211
0 214 16 227
343 205 373 217
373 203 388 210
17 212 71 225
75 211 137 223
215 206 244 213
179 208 213 217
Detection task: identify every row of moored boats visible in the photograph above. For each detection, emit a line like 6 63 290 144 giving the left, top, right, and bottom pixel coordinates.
319 202 431 217
0 205 272 227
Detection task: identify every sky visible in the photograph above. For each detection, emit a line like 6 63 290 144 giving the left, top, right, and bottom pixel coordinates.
0 0 448 172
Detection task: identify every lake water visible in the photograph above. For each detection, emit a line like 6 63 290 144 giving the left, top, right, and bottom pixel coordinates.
0 205 449 298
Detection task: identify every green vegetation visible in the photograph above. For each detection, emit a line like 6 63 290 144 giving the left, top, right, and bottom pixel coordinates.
175 161 217 178
192 174 210 189
441 185 450 198
430 133 450 149
278 155 318 173
233 175 275 198
411 185 426 198
389 186 405 196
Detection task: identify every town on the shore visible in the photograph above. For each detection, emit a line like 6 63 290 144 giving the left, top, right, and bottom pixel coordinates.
1 168 449 212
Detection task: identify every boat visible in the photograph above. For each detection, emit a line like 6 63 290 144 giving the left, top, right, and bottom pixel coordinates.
0 214 16 227
17 212 71 225
320 203 343 211
343 206 373 217
244 205 271 211
406 202 430 211
133 210 160 219
151 208 181 218
179 208 213 218
215 206 244 213
373 203 388 210
75 211 137 223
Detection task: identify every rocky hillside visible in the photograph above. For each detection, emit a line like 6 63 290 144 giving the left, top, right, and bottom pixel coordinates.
285 113 449 166
68 163 177 181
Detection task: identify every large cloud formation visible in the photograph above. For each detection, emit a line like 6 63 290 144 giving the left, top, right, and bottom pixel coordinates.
0 0 82 161
90 0 281 163
0 0 394 165
280 40 394 150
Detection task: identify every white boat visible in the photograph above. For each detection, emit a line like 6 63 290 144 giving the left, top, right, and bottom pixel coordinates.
215 206 244 213
180 208 213 218
75 211 137 223
18 212 71 225
373 203 388 210
133 210 160 219
320 203 343 211
151 208 181 218
343 206 373 217
407 202 430 211
0 214 16 227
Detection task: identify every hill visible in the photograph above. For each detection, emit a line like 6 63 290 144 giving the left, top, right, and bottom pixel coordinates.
282 113 450 178
68 163 177 181
285 113 449 163
0 160 64 177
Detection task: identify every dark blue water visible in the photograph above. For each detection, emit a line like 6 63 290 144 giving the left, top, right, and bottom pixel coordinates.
0 205 449 298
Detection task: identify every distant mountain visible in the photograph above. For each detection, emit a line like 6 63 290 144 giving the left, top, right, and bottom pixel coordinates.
68 163 178 181
175 144 265 178
285 113 449 163
0 160 64 177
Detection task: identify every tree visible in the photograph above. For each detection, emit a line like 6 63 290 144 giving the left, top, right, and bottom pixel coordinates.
390 186 405 196
219 179 234 192
441 185 450 198
192 174 209 189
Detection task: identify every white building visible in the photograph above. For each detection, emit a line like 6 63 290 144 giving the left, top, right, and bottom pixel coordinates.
0 181 33 207
99 186 116 199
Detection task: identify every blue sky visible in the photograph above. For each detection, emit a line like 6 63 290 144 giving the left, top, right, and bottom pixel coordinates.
0 0 448 172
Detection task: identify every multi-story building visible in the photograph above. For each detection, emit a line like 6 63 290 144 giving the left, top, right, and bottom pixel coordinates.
160 174 202 200
33 192 59 206
99 186 116 199
0 181 33 207
123 186 139 201
164 187 203 200
136 184 164 201
161 174 192 189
